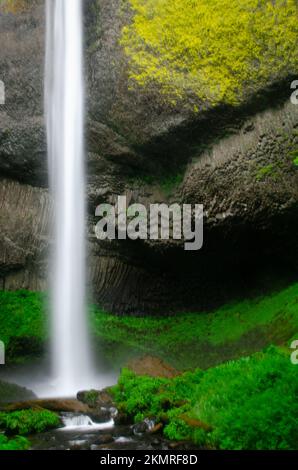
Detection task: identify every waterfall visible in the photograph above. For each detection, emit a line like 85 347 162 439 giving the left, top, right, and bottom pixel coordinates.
45 0 94 395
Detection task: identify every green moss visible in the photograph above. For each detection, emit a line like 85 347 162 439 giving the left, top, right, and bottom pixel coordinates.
1 282 298 369
290 150 298 166
190 347 298 449
0 409 61 436
128 171 184 195
160 173 184 195
112 347 298 449
0 434 30 451
91 282 298 369
0 290 47 363
121 0 298 107
111 367 203 424
255 164 276 181
82 390 99 407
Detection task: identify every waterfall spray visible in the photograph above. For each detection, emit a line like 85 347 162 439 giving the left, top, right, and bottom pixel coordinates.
45 0 94 395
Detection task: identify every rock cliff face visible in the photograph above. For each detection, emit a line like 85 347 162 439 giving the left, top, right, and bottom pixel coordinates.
0 0 298 314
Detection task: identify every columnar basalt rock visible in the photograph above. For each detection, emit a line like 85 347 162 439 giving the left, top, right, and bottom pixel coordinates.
0 179 51 291
0 0 298 314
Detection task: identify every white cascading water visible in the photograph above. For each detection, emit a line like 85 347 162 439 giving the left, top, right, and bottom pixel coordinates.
60 414 114 431
45 0 94 395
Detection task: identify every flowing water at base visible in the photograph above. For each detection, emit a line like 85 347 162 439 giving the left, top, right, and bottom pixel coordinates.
29 412 197 451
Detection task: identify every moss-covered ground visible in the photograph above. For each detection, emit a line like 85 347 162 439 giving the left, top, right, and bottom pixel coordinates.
1 283 298 369
90 282 298 370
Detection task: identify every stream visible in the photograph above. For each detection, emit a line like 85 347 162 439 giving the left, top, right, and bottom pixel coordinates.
30 412 196 451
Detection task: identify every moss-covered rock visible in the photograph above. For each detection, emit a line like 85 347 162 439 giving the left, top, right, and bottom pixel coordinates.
121 0 298 108
77 389 115 408
0 1 37 13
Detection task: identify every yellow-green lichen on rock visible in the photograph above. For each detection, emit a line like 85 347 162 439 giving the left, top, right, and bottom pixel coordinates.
0 0 35 13
121 0 298 108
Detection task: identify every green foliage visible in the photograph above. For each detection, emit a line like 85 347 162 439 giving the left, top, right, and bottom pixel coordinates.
191 347 298 449
1 282 298 369
0 290 46 363
112 347 298 449
0 409 61 436
111 368 202 424
121 0 298 107
112 369 166 422
91 282 298 369
0 434 30 450
163 410 193 442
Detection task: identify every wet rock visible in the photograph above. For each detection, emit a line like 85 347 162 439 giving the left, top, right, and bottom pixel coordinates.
132 421 148 435
69 439 89 450
151 438 161 447
149 423 163 434
77 390 99 407
168 441 192 450
92 434 114 445
132 418 156 436
88 408 111 424
114 411 131 426
76 389 116 423
77 388 115 408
